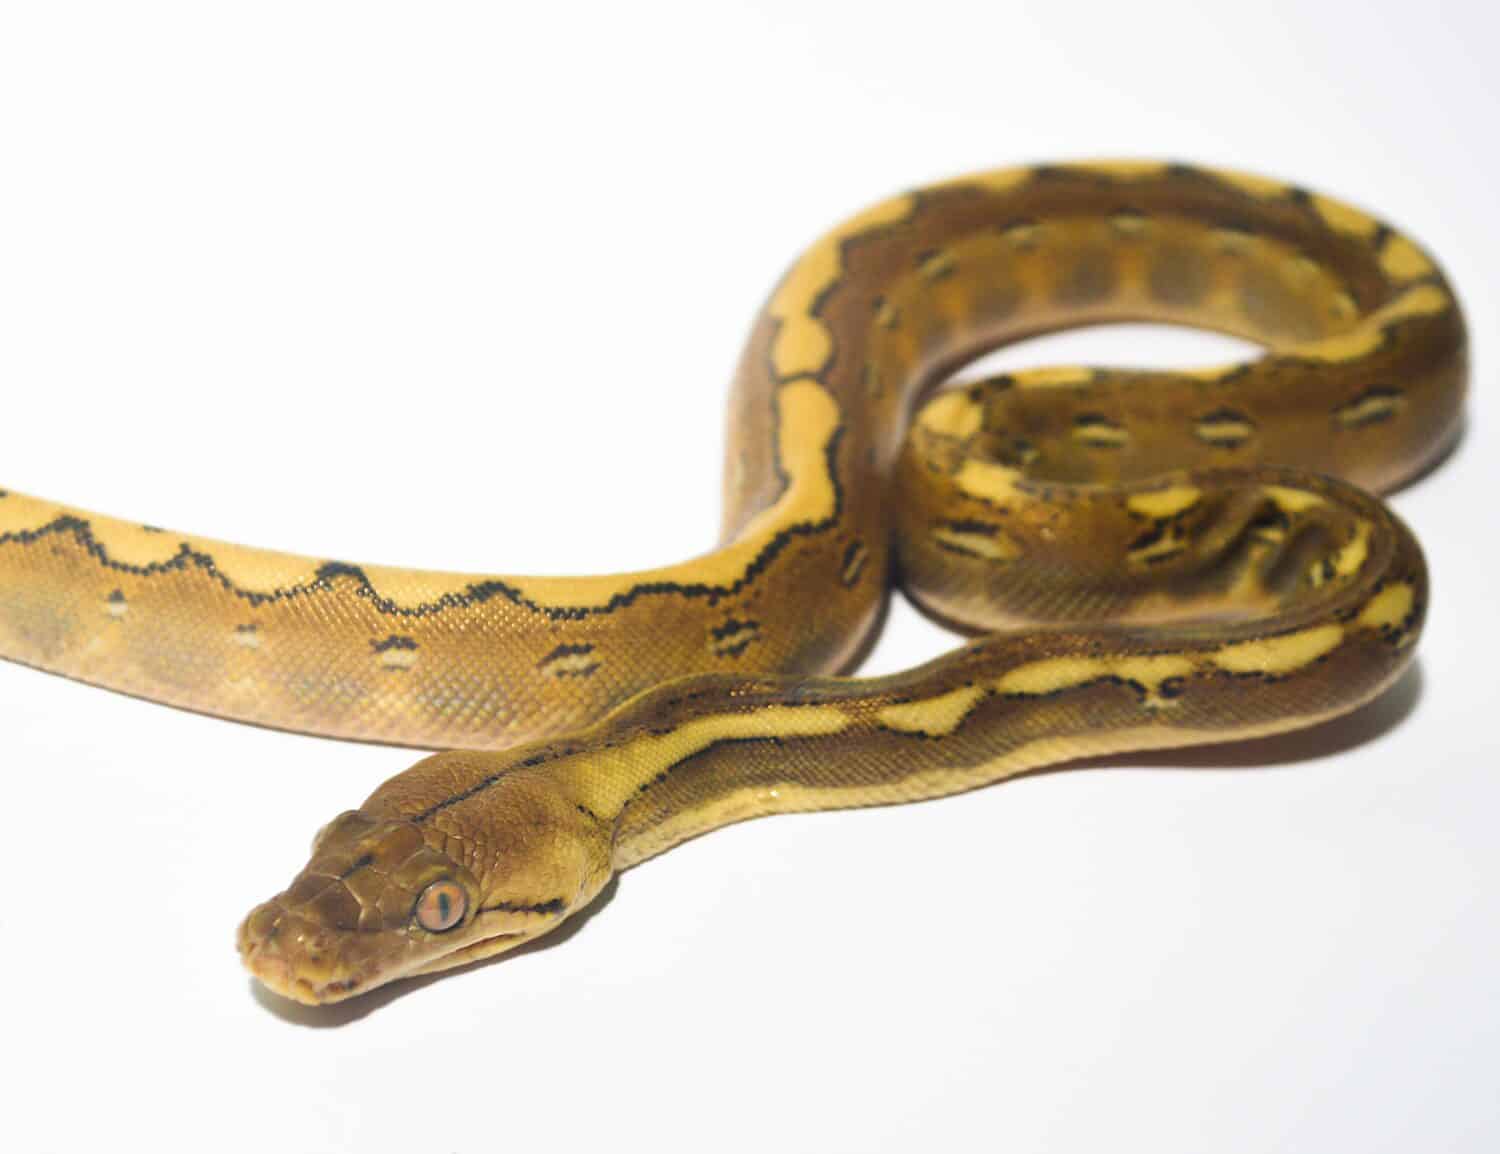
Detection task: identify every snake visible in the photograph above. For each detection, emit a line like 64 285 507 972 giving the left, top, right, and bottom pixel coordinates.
0 162 1465 1005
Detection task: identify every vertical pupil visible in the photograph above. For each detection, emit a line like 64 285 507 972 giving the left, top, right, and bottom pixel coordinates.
437 891 451 923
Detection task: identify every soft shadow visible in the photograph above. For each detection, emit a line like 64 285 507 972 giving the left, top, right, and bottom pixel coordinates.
249 874 622 1027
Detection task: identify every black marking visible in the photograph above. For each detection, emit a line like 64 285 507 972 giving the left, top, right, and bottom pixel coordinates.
840 541 869 588
480 898 566 917
338 853 375 881
711 618 761 659
942 518 1001 538
1072 413 1128 447
538 641 602 678
1140 544 1187 565
934 539 987 561
998 435 1038 467
1128 523 1168 552
540 642 594 662
710 618 757 641
999 670 1194 705
1126 522 1188 565
0 423 848 624
371 635 418 654
1334 386 1405 429
916 248 957 281
1194 408 1257 447
999 217 1041 244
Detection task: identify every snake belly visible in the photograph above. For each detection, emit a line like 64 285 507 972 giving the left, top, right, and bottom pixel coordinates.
0 162 1466 1003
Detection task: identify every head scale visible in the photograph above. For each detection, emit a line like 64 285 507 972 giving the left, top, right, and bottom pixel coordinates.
238 755 612 1005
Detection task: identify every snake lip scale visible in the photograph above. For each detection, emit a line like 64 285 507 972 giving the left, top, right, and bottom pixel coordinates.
0 160 1464 1004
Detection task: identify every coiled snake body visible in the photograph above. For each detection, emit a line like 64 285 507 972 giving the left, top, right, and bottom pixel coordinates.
0 162 1465 1003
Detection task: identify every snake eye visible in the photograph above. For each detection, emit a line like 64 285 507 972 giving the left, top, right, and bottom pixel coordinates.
414 880 468 933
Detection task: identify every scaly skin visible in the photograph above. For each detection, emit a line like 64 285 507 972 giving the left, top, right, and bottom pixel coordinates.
0 163 1464 1003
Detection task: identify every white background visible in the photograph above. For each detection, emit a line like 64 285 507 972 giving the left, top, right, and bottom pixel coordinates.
3 3 1497 1151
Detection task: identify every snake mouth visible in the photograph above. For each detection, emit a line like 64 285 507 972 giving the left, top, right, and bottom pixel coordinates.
240 940 366 1005
237 899 539 1005
236 904 379 1005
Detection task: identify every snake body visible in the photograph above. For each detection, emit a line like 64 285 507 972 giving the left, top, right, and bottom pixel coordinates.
0 162 1465 1003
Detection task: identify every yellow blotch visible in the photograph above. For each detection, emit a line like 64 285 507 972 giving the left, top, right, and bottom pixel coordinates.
1114 655 1199 704
954 459 1023 504
379 648 418 671
932 526 1020 561
1264 485 1325 514
1211 624 1343 675
918 390 983 438
1113 655 1198 685
1072 159 1171 180
509 379 842 609
918 250 956 280
1213 228 1254 255
769 194 915 379
543 649 599 676
1213 169 1289 200
0 491 327 597
1014 366 1093 390
1298 327 1382 363
995 653 1195 701
1385 283 1450 317
1287 256 1322 286
1128 528 1187 566
1312 195 1382 239
940 167 1031 197
996 655 1106 696
577 705 854 813
1002 221 1042 249
1295 284 1450 363
1332 523 1371 578
1380 236 1436 281
1127 486 1201 520
1336 391 1405 428
0 490 60 535
1195 415 1254 445
1072 423 1130 448
877 685 986 736
1357 582 1415 631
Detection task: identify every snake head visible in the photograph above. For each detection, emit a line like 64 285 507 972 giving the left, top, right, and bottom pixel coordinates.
238 758 613 1004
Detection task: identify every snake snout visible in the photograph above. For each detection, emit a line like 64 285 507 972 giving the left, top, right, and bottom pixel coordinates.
237 899 360 1005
